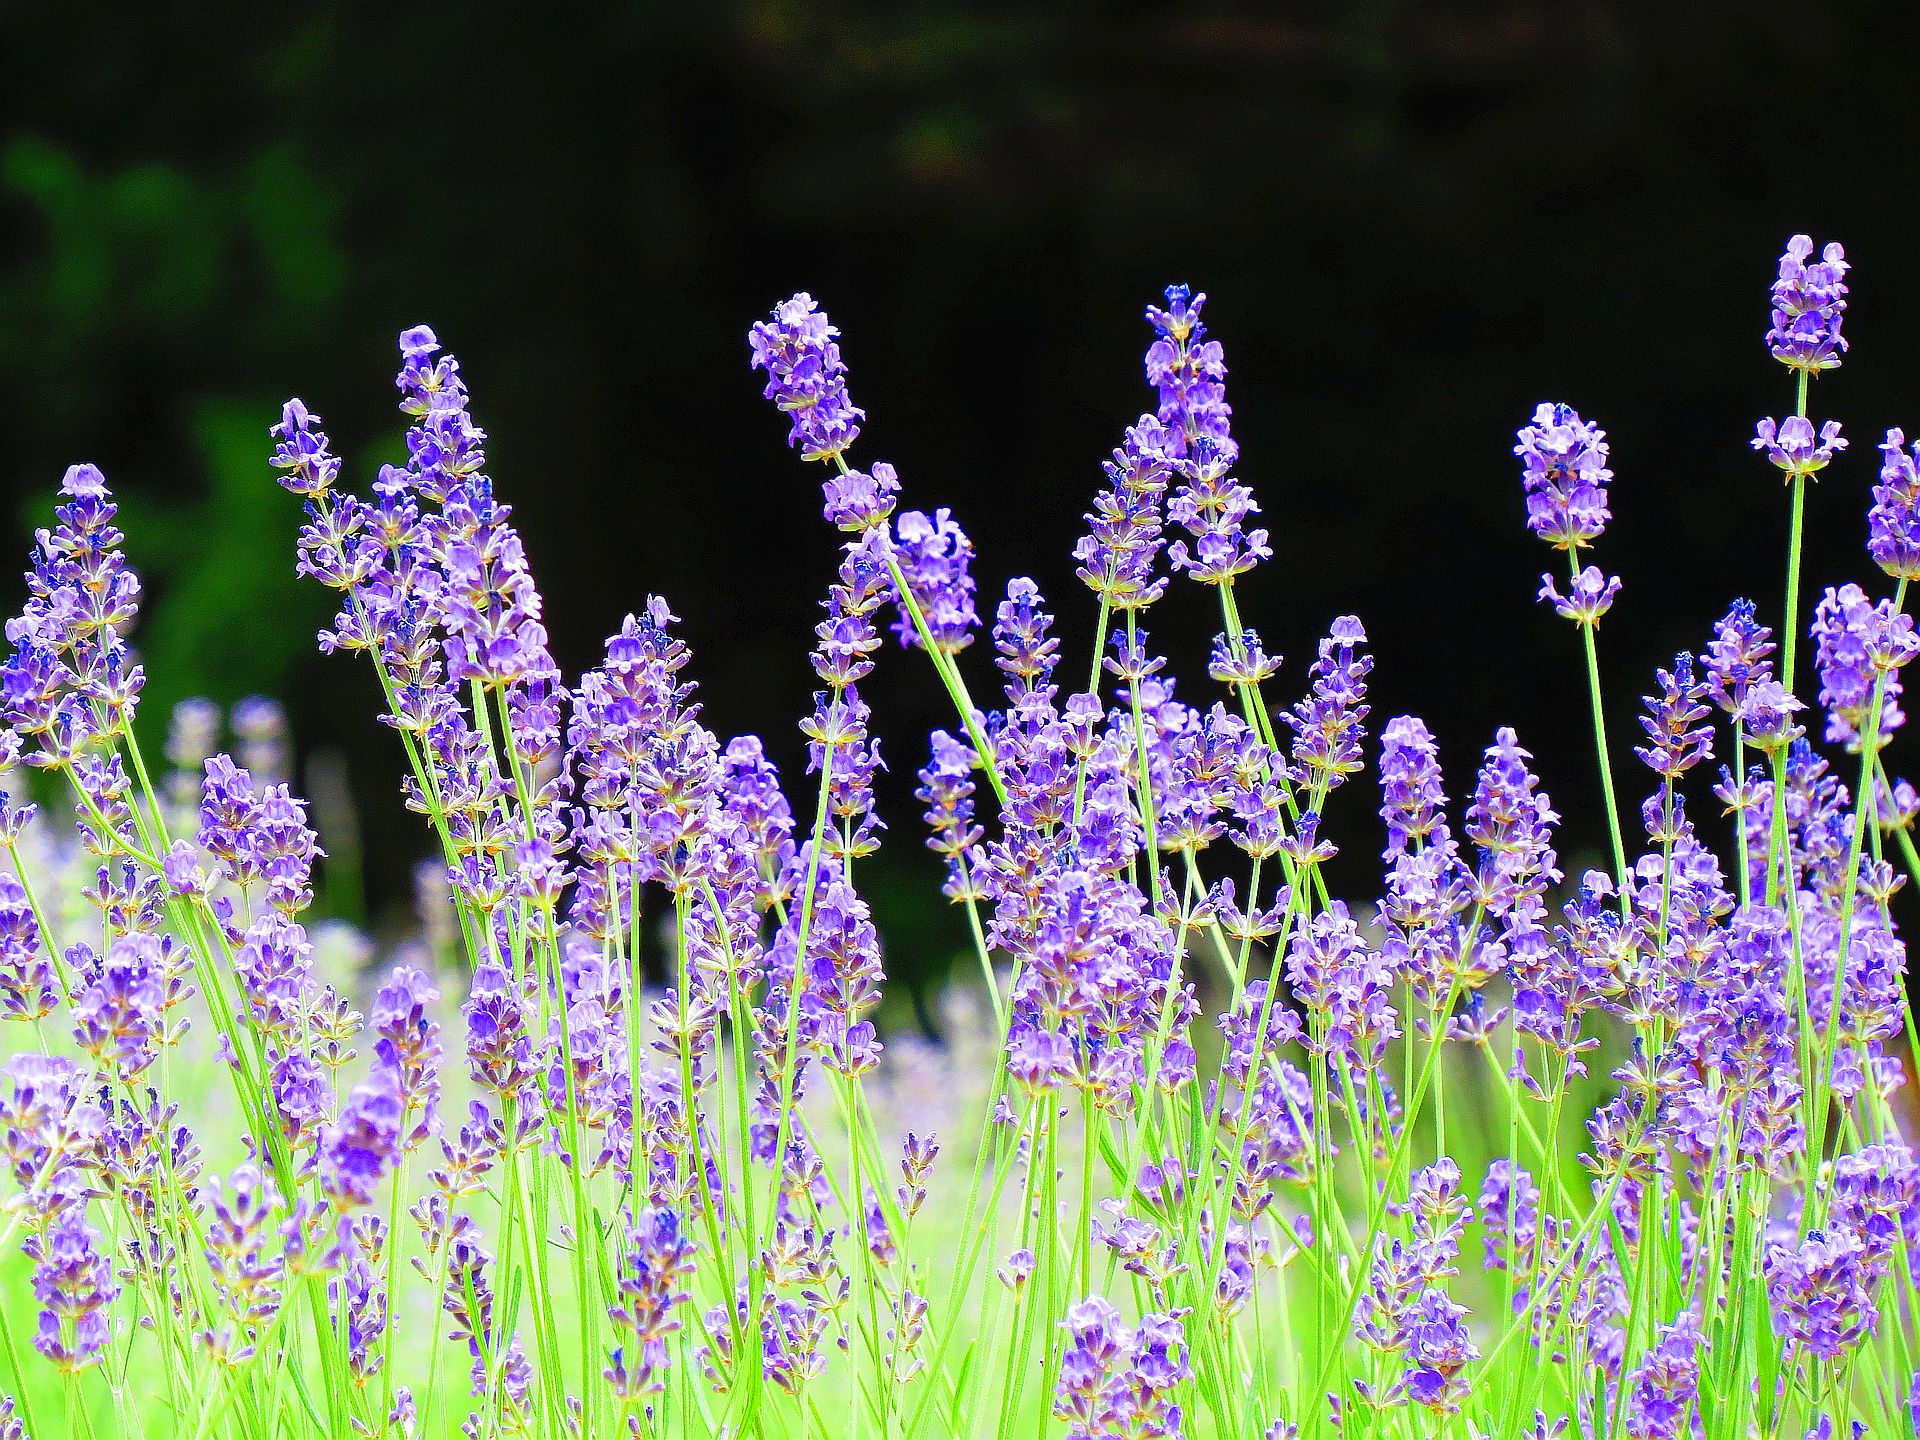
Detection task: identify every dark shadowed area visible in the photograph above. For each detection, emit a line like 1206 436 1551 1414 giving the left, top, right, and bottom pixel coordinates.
3 2 1918 1006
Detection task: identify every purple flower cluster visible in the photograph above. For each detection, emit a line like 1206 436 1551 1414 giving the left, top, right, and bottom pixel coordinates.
1141 290 1271 586
1871 429 1920 581
1144 287 1232 457
26 1203 118 1371
1284 618 1372 794
0 464 145 773
1516 404 1613 551
605 1207 696 1401
1754 415 1848 482
1766 234 1850 372
1811 582 1917 748
1054 1296 1190 1440
891 508 980 655
747 293 865 464
1356 1161 1477 1413
1076 418 1173 612
1519 404 1624 627
1766 1227 1881 1360
1621 1312 1701 1440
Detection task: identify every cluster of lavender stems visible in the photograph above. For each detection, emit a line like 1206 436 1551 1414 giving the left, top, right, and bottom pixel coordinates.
0 237 1913 1440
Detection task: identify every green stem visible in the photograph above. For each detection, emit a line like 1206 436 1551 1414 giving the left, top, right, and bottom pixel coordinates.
1569 549 1631 909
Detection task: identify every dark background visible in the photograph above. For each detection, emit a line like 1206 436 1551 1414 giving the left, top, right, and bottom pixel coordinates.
3 3 1918 1005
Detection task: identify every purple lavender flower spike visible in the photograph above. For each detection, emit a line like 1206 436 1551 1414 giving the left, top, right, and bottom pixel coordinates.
1516 403 1613 551
0 873 54 1022
605 1207 697 1402
1478 1160 1540 1272
1465 728 1559 922
890 508 979 655
1871 428 1920 580
371 964 443 1148
1378 715 1448 858
1140 286 1269 585
1401 1287 1477 1413
1622 1311 1701 1440
465 962 538 1101
1702 599 1776 718
803 687 886 861
1054 1295 1190 1440
201 1162 285 1363
748 293 866 464
0 1054 103 1206
441 1216 502 1392
1076 417 1173 611
820 460 901 533
27 1203 118 1371
321 1071 405 1210
1812 582 1918 748
1166 439 1271 585
1766 1226 1879 1360
1635 653 1714 780
1145 285 1233 458
1767 235 1850 372
70 932 165 1080
2 463 146 765
1285 901 1396 1071
1283 617 1372 794
993 577 1060 712
269 398 342 497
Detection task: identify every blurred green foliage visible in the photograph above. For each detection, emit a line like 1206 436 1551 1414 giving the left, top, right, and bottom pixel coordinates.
0 125 348 722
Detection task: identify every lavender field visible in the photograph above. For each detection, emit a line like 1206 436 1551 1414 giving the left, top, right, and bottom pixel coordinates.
0 234 1912 1440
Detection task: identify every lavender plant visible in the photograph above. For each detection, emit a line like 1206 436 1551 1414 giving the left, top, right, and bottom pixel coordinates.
0 236 1912 1440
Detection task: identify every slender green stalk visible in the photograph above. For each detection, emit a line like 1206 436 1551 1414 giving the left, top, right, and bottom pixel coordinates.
1568 549 1631 908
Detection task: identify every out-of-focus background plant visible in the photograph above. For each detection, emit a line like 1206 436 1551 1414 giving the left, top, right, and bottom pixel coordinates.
4 2 1919 1001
